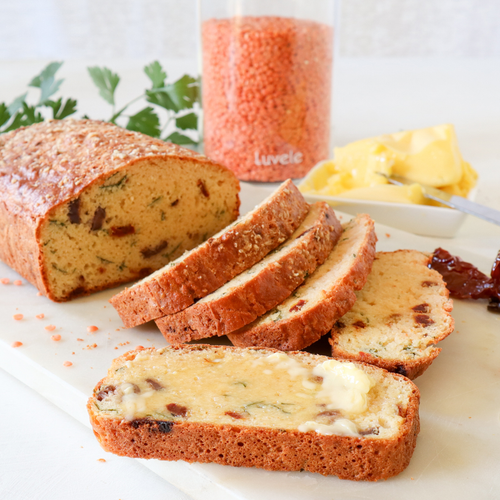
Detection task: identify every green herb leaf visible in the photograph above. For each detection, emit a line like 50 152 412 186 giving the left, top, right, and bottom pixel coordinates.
165 131 196 145
126 107 161 137
88 66 120 105
7 93 28 115
144 61 167 89
45 98 78 119
145 88 178 112
166 75 199 111
175 112 197 130
0 103 10 128
4 112 25 132
21 103 44 125
29 62 64 104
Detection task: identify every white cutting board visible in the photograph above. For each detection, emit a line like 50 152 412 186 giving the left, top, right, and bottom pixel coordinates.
1 182 499 500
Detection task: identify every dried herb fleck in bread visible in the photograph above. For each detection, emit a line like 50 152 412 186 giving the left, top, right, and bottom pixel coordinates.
111 179 309 327
88 345 420 481
228 214 377 351
0 119 240 301
330 250 454 379
156 202 342 342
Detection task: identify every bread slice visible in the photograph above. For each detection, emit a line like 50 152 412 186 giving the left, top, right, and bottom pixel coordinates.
228 214 377 351
155 202 342 342
329 250 454 379
110 180 309 327
0 120 240 301
88 345 420 481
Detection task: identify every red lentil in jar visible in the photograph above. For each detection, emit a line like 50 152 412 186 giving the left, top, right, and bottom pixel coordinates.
201 15 333 182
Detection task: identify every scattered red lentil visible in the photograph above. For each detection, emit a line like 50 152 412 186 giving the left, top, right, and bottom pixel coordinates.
11 341 23 348
385 233 391 238
118 341 130 347
87 325 99 333
1 278 9 284
13 280 22 286
97 458 106 463
51 334 62 341
36 313 45 319
63 361 73 367
13 314 24 320
202 16 333 181
77 338 84 341
37 292 43 296
45 325 56 332
85 343 98 350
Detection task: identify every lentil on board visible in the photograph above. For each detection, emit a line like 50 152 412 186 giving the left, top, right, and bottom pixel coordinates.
202 16 333 182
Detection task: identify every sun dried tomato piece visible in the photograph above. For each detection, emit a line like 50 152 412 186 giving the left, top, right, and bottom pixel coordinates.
110 225 135 237
68 198 81 224
167 403 188 417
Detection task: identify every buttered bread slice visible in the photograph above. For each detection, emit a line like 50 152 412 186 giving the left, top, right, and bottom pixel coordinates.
228 214 377 351
88 345 420 480
330 250 454 379
155 202 342 342
111 180 309 327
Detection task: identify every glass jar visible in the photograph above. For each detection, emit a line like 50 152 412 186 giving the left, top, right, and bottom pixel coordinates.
198 0 336 182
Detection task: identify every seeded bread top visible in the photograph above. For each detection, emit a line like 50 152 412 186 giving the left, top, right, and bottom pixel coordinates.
0 119 234 219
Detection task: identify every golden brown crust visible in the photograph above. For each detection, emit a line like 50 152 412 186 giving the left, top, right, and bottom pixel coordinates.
111 180 309 326
155 203 342 342
87 345 420 481
329 250 454 380
0 119 240 301
228 215 377 351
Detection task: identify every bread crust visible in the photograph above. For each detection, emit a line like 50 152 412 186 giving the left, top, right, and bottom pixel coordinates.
0 119 240 301
329 250 455 380
155 203 342 342
228 215 377 351
87 345 420 481
111 180 309 326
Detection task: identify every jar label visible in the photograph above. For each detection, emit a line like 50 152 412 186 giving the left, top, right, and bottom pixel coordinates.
254 151 304 167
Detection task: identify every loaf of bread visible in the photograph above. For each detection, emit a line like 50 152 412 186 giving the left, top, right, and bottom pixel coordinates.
110 179 309 327
88 345 420 481
330 250 454 379
228 214 377 351
155 202 342 342
0 119 240 301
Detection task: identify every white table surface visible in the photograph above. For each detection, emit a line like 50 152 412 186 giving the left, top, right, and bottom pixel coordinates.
1 57 499 500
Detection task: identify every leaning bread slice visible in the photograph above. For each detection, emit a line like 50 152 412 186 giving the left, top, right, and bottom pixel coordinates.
110 180 309 327
88 345 420 481
329 250 454 379
155 202 342 342
228 214 377 351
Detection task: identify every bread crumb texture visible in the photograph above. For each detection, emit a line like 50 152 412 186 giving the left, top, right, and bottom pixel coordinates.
330 250 454 379
0 120 240 301
88 345 420 480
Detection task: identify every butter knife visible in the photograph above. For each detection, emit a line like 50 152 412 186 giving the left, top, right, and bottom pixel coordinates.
378 173 500 227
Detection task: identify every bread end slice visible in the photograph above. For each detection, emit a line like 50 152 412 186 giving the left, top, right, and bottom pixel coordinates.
330 250 454 379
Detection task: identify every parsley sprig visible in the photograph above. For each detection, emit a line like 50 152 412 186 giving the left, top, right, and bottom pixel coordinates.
0 61 199 146
0 62 77 133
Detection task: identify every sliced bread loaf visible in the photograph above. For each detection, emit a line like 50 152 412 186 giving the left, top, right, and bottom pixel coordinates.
228 214 377 351
0 119 240 301
88 345 420 480
329 250 454 379
110 180 309 327
155 202 342 342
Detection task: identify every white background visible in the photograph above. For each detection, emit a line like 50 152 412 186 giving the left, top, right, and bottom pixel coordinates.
0 0 500 60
